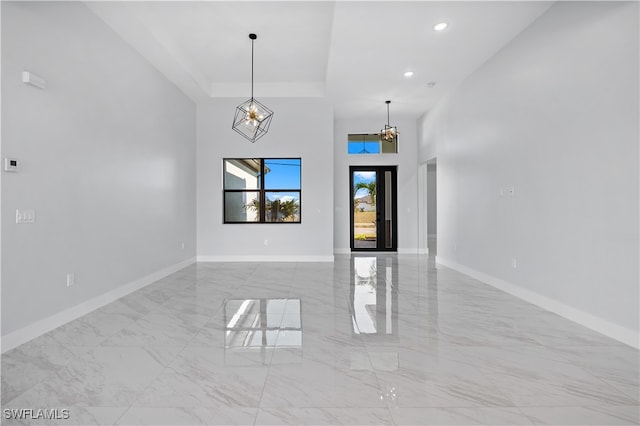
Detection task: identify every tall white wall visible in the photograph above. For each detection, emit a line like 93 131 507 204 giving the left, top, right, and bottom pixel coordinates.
197 98 334 261
418 1 639 345
1 2 196 341
334 117 419 253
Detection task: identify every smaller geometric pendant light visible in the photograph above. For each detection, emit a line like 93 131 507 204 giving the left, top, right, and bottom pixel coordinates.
380 100 399 143
232 33 274 143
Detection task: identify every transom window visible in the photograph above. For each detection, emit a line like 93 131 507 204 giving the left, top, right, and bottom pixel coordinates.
223 158 301 223
348 133 398 154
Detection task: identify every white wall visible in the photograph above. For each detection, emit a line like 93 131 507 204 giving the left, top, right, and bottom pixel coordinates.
197 98 334 261
1 2 196 341
418 1 639 346
334 117 419 253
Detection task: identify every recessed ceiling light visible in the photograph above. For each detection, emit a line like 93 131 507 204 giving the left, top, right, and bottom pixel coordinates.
434 22 448 31
404 71 414 77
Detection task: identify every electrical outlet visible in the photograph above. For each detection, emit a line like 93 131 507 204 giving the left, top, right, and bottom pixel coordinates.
511 258 517 269
66 273 75 287
16 209 36 224
264 239 269 246
181 242 185 249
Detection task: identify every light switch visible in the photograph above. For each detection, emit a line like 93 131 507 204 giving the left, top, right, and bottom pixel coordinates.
22 71 46 89
4 158 20 172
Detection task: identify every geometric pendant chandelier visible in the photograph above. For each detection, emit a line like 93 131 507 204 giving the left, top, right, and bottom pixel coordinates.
380 100 398 144
232 33 274 143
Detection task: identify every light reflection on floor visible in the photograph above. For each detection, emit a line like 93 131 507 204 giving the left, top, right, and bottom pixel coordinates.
1 255 638 425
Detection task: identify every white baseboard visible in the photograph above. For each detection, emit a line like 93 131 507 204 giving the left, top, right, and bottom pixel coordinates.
1 257 196 353
398 248 419 254
197 255 334 262
436 256 639 349
334 248 351 254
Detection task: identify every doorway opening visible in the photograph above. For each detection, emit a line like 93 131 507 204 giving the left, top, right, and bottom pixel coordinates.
427 159 437 256
350 166 398 251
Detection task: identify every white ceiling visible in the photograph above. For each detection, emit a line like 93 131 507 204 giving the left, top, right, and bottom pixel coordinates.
86 1 555 120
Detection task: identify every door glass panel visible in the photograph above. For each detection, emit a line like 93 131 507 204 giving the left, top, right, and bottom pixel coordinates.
353 170 377 249
385 171 393 249
350 166 396 251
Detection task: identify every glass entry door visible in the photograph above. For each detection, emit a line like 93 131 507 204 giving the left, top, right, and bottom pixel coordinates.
350 166 397 251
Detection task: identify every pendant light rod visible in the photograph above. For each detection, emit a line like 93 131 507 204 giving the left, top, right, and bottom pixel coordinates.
249 33 256 99
386 100 391 125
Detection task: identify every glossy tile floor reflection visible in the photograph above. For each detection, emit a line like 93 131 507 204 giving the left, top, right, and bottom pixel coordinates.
2 255 639 425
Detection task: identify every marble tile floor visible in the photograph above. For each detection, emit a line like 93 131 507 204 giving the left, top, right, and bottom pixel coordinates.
1 255 638 425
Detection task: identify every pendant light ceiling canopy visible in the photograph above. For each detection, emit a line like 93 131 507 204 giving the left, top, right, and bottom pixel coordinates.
232 33 274 143
380 100 398 143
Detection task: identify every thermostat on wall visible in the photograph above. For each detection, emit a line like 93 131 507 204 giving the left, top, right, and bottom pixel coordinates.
4 158 20 172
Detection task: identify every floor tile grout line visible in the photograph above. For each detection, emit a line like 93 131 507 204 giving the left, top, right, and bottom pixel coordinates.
252 296 287 426
2 256 639 425
108 340 194 425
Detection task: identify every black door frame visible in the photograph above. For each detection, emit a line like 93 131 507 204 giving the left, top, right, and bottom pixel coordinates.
350 165 398 252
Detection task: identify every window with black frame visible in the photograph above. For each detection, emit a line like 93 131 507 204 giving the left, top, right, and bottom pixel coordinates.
347 133 398 154
223 158 301 223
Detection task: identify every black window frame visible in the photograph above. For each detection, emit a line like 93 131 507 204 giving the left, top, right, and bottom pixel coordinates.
223 158 302 224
